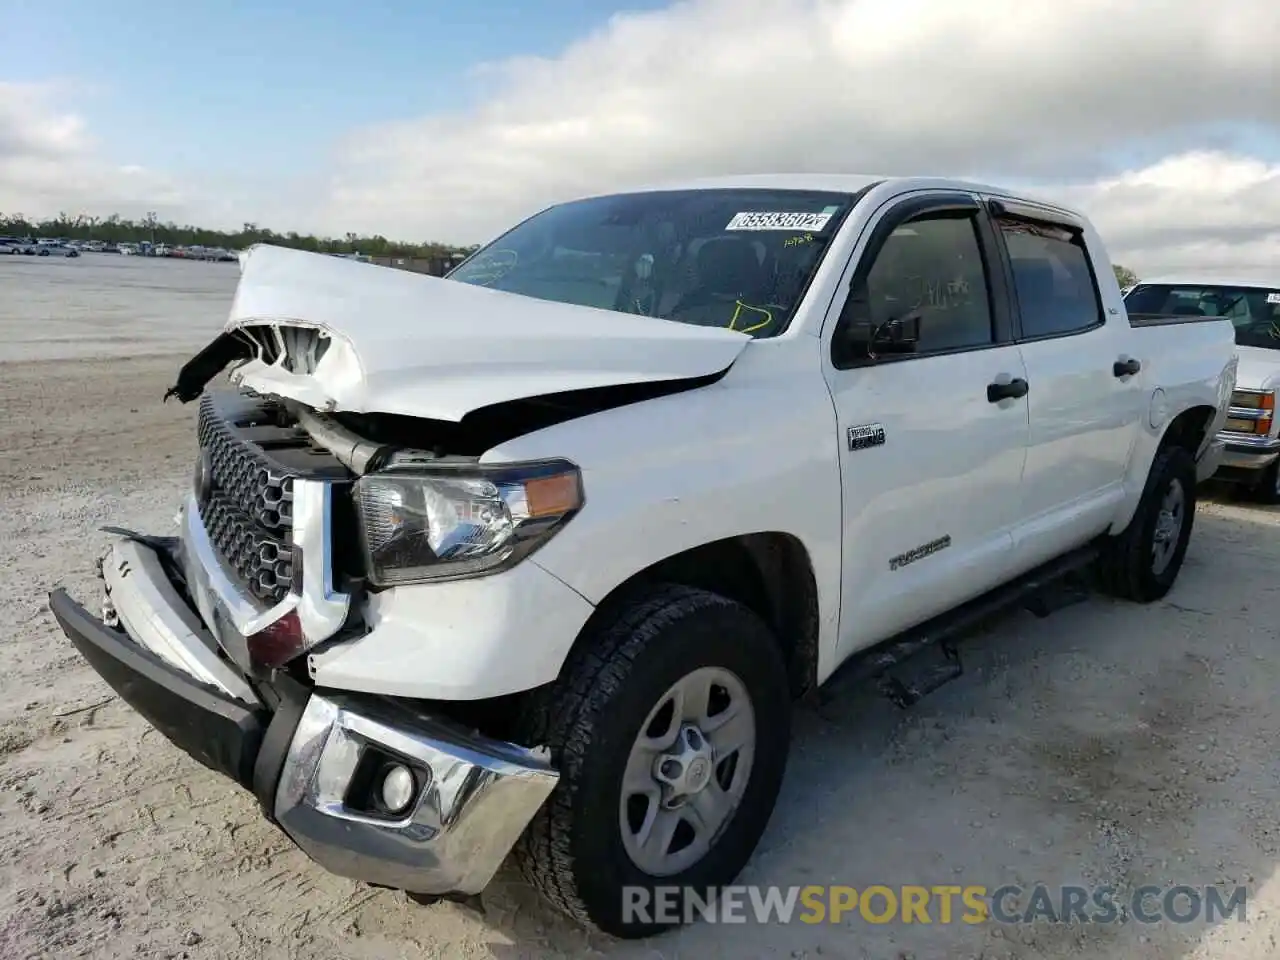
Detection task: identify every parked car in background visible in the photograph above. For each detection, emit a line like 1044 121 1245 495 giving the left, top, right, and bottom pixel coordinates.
37 243 80 258
1124 276 1280 502
51 175 1237 938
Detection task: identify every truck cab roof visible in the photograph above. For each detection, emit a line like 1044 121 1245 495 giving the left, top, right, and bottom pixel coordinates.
591 172 1079 217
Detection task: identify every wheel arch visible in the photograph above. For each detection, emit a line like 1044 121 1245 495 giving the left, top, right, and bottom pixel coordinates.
563 533 822 701
1158 403 1217 457
1110 402 1217 535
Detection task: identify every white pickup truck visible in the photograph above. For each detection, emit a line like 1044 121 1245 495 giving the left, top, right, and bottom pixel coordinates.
50 175 1237 938
1124 275 1280 502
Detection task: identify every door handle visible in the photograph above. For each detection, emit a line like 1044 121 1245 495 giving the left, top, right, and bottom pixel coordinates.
987 377 1029 403
1113 357 1141 377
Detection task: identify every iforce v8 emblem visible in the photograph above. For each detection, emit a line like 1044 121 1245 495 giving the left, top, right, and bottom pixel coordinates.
847 423 887 452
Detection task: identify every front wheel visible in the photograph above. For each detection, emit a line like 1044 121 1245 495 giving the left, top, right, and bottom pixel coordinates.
1097 444 1197 602
513 584 792 937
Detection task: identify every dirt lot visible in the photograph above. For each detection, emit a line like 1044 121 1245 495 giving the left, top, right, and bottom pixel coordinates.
3 352 1280 958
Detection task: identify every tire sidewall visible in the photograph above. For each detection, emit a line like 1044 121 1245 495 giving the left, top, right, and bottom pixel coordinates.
1134 446 1197 597
567 601 791 934
1254 459 1280 505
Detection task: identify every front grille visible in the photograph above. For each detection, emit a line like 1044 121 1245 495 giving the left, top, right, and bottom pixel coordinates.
197 394 294 534
202 491 294 604
197 393 296 605
193 389 354 609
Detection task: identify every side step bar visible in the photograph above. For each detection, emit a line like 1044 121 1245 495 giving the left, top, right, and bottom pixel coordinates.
819 542 1101 709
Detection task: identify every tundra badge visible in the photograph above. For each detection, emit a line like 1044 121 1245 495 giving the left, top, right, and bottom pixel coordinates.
889 535 952 571
847 423 887 451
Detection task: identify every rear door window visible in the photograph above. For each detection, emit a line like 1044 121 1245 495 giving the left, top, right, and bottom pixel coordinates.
997 218 1104 339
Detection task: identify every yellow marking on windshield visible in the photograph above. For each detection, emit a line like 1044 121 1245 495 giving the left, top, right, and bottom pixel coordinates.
728 301 774 335
783 233 815 248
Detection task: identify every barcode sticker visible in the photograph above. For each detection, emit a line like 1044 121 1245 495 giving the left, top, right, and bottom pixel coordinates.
725 211 834 232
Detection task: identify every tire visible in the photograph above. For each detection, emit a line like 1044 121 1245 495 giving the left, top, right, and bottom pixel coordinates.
1097 444 1197 602
513 583 792 937
1252 459 1280 505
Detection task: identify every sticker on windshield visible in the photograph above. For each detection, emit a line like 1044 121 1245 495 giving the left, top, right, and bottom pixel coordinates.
1267 292 1280 304
726 211 833 232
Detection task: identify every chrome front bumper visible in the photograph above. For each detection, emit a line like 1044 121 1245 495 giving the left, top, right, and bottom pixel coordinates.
53 535 558 898
276 694 556 895
1217 431 1280 472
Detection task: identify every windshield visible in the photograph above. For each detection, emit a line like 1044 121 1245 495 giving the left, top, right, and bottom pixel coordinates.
447 188 856 339
1123 283 1280 350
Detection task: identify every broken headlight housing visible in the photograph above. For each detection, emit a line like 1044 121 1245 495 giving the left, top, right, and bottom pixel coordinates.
352 457 584 586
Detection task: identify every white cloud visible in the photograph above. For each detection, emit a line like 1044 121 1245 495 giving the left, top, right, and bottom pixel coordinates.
0 81 187 223
3 1 1278 277
322 0 1280 275
1046 152 1280 276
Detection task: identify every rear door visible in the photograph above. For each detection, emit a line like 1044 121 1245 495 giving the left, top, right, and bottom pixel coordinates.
985 198 1146 572
822 191 1030 659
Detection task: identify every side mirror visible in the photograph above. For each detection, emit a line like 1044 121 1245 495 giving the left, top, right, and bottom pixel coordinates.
874 313 921 349
834 279 922 363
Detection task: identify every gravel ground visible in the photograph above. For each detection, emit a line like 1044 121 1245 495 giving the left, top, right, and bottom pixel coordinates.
3 258 1280 959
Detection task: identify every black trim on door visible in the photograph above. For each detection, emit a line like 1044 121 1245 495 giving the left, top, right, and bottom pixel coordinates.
985 197 1085 232
829 191 1017 370
1126 312 1227 328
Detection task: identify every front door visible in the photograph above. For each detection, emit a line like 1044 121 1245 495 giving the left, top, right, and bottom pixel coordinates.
823 191 1030 659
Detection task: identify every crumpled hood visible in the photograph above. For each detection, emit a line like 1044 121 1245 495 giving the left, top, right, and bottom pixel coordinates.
215 244 751 421
1233 345 1280 392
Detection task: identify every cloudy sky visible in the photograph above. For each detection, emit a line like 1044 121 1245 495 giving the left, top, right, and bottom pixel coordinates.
3 0 1277 275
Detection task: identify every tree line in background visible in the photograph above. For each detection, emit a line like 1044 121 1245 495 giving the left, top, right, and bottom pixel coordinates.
1113 264 1139 288
0 211 478 260
0 210 1144 288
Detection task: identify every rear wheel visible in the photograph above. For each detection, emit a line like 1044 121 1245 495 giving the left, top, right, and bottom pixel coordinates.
513 584 791 937
1097 444 1197 602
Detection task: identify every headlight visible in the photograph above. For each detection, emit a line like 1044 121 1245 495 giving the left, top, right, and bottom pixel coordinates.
353 458 584 586
1227 389 1275 435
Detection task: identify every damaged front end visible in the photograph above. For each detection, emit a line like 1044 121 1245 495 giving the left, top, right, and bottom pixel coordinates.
50 373 571 898
47 385 560 897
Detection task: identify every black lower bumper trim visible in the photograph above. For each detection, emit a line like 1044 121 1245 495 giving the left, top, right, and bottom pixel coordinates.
252 672 311 819
48 588 270 788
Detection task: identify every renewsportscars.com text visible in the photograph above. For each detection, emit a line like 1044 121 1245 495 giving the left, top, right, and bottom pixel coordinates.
622 884 1249 925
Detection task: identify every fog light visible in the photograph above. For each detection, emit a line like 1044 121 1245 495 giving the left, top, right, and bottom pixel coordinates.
380 764 416 814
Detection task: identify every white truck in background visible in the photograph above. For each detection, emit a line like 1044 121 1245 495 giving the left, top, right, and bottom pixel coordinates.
1124 276 1280 501
50 175 1236 938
